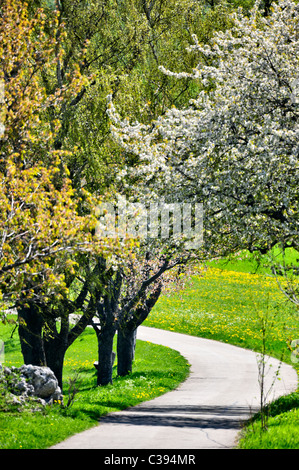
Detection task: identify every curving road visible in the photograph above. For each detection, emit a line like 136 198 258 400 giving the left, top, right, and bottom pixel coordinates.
51 326 298 449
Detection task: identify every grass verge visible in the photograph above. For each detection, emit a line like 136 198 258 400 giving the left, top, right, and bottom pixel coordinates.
238 391 299 449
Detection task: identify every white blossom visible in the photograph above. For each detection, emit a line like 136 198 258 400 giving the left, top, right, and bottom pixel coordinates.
107 0 299 263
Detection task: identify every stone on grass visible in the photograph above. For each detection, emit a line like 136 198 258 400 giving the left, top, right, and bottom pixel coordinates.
1 364 63 406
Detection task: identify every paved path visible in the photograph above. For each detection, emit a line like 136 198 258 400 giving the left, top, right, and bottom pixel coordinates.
51 326 298 449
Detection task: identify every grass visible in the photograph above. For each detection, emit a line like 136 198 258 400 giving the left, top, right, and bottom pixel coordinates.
240 408 299 449
238 392 299 449
0 325 189 449
145 266 298 360
206 246 298 276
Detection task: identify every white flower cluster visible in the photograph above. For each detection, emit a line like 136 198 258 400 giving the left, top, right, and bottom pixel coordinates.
107 0 299 256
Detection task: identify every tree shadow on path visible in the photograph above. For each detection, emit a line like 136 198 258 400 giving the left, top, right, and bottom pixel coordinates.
99 404 259 430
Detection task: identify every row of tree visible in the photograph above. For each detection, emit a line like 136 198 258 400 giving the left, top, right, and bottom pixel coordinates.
0 0 297 393
0 0 220 389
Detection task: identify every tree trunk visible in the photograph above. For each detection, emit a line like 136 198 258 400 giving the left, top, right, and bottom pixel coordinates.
44 339 66 392
43 318 69 392
117 327 137 376
17 303 46 367
16 282 95 392
117 283 162 377
263 0 272 16
94 323 116 386
93 267 122 385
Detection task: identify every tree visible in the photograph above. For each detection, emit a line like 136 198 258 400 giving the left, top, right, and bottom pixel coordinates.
91 251 190 384
2 0 271 389
107 0 299 306
92 195 200 383
0 160 94 302
25 0 230 385
77 1 245 384
115 248 190 377
0 0 96 302
0 0 124 390
32 257 106 389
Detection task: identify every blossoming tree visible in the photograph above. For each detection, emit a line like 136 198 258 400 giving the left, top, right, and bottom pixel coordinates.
108 0 299 305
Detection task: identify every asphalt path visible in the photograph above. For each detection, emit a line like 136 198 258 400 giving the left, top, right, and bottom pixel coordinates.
51 326 298 449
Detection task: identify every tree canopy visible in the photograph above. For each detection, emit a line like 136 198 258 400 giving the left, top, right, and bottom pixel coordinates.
108 0 299 256
0 0 100 301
